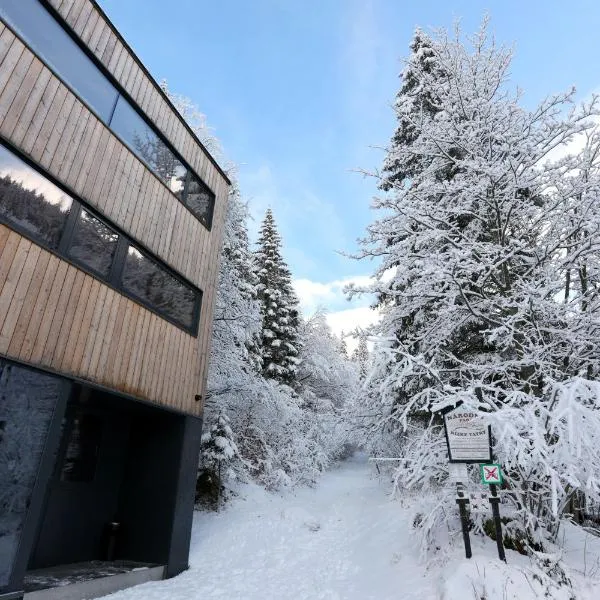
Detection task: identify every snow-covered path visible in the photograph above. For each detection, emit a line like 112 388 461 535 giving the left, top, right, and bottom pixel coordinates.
103 456 437 600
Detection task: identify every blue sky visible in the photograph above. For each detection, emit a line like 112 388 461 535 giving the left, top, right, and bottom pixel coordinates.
99 0 600 335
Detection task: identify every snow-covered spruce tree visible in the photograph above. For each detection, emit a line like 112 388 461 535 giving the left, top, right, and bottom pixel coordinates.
205 198 336 489
351 334 370 381
254 209 300 387
351 21 600 549
197 413 239 508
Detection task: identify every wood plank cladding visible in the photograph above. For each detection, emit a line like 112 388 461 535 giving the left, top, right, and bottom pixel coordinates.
45 0 226 193
0 224 202 414
0 32 228 288
0 3 229 415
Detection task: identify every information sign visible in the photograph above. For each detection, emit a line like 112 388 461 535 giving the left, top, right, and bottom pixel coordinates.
443 407 492 463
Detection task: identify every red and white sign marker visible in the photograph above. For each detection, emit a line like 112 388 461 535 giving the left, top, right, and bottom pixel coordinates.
480 463 503 485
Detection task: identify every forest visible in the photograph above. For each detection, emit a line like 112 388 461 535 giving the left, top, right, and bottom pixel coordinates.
181 20 600 598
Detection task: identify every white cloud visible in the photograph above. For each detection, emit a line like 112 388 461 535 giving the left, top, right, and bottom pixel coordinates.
292 274 381 353
326 306 380 353
293 275 373 315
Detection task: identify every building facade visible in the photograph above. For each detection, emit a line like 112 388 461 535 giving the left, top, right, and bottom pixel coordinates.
0 1 229 598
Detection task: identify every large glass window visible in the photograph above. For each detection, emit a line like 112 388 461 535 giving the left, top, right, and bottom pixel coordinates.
0 146 72 249
67 208 119 278
122 246 197 330
0 361 65 588
0 143 201 335
185 174 213 228
0 0 118 123
111 97 187 197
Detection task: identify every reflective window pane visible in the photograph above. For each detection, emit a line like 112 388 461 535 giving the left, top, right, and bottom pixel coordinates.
111 97 186 197
0 0 118 123
0 361 64 587
121 246 197 330
185 175 214 227
0 146 72 249
67 209 119 277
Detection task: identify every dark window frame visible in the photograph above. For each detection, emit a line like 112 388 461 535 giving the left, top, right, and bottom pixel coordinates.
0 0 217 231
0 138 202 336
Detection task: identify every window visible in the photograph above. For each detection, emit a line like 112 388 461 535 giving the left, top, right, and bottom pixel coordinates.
0 145 72 249
0 0 216 230
66 208 119 278
110 96 187 197
122 246 197 330
184 174 214 228
0 142 202 335
0 0 118 123
0 360 65 587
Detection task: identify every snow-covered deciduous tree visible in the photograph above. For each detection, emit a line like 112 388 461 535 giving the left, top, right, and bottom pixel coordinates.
207 188 262 399
254 209 301 387
296 311 359 461
160 79 223 159
351 20 600 550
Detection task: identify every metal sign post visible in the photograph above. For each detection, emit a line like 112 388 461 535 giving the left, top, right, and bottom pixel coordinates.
480 463 506 562
455 482 472 559
441 405 495 560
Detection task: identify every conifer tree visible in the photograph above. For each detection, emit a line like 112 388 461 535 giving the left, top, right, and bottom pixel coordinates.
254 209 300 386
351 334 369 381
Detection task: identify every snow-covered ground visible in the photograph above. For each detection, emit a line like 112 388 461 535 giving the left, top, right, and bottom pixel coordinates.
101 456 600 600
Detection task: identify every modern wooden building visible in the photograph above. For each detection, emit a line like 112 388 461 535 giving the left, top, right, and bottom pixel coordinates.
0 1 229 598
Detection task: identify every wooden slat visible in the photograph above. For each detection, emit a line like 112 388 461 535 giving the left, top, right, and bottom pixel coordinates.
29 83 68 159
40 264 77 364
74 118 105 192
0 47 33 123
121 159 144 232
125 308 149 393
18 253 60 361
80 7 100 45
9 67 53 147
93 20 111 58
57 0 76 19
40 92 76 168
146 318 166 399
158 324 178 407
95 293 126 382
29 260 69 363
78 282 108 376
100 30 118 64
113 45 129 82
0 241 39 354
107 40 124 74
7 249 50 356
73 1 93 36
56 106 92 181
50 268 85 367
82 130 116 203
65 277 101 373
113 152 137 225
65 0 86 29
105 298 134 385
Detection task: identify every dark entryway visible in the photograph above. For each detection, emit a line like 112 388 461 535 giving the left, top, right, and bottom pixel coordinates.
29 384 202 575
0 358 203 599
